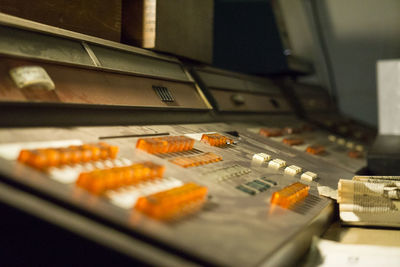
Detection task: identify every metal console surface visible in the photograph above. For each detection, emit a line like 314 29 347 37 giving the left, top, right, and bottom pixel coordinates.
0 123 354 266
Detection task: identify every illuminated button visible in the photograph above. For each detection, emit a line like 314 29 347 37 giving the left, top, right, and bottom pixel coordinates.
355 145 364 152
328 135 337 142
259 128 283 137
270 182 309 208
268 159 286 169
76 162 165 195
284 165 302 176
346 141 355 149
169 152 222 168
337 138 346 146
282 137 304 146
306 145 325 155
348 150 363 158
252 153 271 165
300 171 318 182
17 142 118 170
201 133 234 147
134 182 208 221
136 136 195 154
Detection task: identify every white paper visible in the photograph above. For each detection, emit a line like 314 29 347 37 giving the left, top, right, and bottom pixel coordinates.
304 237 400 267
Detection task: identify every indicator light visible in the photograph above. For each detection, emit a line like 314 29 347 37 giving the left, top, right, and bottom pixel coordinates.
134 183 208 221
136 136 194 154
270 182 310 208
76 162 165 195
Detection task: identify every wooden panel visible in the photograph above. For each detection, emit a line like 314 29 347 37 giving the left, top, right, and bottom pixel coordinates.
0 0 122 42
209 89 292 112
122 0 213 63
0 57 208 109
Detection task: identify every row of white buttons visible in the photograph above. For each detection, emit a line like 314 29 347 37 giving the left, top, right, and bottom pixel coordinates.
252 153 318 182
328 135 364 151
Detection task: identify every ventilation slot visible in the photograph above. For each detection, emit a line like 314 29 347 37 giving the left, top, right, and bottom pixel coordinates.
289 195 322 215
153 86 175 102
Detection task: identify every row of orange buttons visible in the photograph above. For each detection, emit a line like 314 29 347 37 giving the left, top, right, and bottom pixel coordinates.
261 128 364 158
76 162 165 195
136 136 194 154
17 140 208 221
18 142 119 170
169 152 223 168
201 133 234 147
135 182 208 221
260 128 327 156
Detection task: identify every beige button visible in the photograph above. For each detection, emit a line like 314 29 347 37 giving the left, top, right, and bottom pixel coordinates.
284 165 302 176
328 135 337 142
301 171 318 182
252 153 271 165
337 138 346 146
268 158 286 169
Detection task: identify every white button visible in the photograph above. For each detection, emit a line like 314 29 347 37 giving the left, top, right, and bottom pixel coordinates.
328 135 337 142
252 153 271 165
355 145 364 152
268 158 286 169
337 138 346 146
301 171 318 182
346 141 355 149
284 165 302 176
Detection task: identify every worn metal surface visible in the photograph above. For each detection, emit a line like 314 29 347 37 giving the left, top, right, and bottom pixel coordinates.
0 122 357 266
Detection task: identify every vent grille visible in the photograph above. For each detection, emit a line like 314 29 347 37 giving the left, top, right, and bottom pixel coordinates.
153 86 175 102
289 195 322 215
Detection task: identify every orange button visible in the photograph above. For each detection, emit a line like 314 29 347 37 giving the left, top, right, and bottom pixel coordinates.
306 145 325 155
169 152 222 168
283 127 302 135
201 133 234 147
270 182 309 208
136 136 194 154
259 128 283 137
76 162 165 195
134 182 208 221
348 150 363 158
282 138 304 146
17 142 119 170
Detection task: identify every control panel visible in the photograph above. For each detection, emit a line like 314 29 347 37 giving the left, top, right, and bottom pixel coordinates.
0 122 355 266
